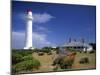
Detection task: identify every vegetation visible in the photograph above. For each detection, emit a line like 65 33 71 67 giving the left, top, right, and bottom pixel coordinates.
12 48 96 73
53 66 59 71
22 54 33 61
12 49 34 56
60 57 73 69
42 47 52 53
53 52 76 69
89 50 95 54
38 52 44 56
12 59 41 72
79 57 89 64
12 50 41 73
33 47 53 55
54 47 59 54
66 48 77 52
12 50 34 65
12 53 23 65
47 52 52 55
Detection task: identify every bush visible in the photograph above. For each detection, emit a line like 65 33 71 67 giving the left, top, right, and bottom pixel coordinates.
53 47 59 54
12 53 23 65
53 66 59 71
12 59 41 72
52 57 62 66
79 51 82 53
53 57 75 69
12 50 34 57
22 55 33 61
59 57 74 69
12 50 41 73
43 49 51 53
12 50 35 64
79 57 89 64
47 52 52 55
56 50 59 54
42 47 52 53
67 48 77 52
89 50 95 54
38 52 44 56
53 52 76 69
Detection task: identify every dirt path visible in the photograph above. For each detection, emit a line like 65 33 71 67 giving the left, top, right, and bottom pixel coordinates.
32 52 57 72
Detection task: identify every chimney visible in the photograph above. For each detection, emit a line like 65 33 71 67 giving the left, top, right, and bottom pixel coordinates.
69 37 71 43
81 38 85 43
73 38 76 42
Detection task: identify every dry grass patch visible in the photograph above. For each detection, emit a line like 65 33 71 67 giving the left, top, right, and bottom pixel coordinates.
32 51 96 72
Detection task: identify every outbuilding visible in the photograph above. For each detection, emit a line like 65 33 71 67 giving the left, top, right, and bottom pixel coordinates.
62 40 93 51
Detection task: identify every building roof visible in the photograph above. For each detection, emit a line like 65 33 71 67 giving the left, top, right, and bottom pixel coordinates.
62 41 91 48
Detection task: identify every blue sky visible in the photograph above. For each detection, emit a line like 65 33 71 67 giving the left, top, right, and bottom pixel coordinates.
12 1 96 49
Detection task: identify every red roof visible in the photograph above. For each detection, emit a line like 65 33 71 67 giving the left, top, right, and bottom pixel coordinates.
26 9 32 13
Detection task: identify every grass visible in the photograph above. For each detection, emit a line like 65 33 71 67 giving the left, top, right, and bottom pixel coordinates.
32 52 55 72
31 51 96 72
12 50 96 73
72 52 96 70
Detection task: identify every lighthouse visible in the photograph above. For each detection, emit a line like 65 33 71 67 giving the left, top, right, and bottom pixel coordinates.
24 9 34 49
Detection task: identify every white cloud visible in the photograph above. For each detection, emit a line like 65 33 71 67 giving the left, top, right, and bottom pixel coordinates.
12 31 53 49
18 12 54 23
32 32 52 48
36 26 47 31
34 25 51 33
33 13 54 23
12 32 25 49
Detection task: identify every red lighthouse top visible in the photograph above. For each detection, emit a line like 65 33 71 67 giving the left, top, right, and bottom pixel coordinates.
26 9 32 13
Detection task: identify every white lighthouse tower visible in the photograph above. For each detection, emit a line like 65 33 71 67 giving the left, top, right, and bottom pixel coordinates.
24 9 34 49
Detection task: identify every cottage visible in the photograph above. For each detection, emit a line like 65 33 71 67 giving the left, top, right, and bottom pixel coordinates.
62 39 93 51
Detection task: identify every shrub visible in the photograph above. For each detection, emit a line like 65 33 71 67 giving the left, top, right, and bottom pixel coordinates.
53 57 74 69
79 51 82 53
12 50 34 57
89 50 95 54
38 52 44 56
42 47 52 53
12 59 41 73
79 57 89 64
54 47 59 54
43 49 51 53
67 48 77 52
53 52 76 69
52 57 62 66
12 50 41 73
47 52 52 55
22 55 33 61
33 49 41 52
84 51 87 53
20 50 33 56
59 57 74 69
12 50 34 64
53 66 59 71
12 53 23 65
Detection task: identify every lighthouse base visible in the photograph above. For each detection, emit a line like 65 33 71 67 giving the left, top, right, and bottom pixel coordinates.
24 47 34 50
